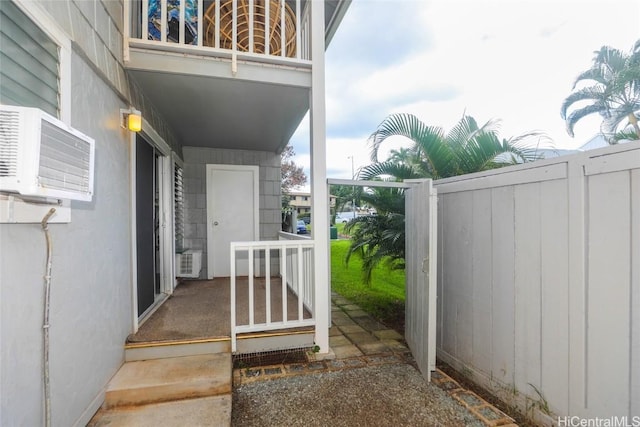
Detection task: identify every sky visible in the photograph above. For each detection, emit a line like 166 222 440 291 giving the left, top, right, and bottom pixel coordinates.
289 0 640 181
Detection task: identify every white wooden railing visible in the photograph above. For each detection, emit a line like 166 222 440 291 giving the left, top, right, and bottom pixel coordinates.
129 0 311 62
230 237 314 352
278 231 314 310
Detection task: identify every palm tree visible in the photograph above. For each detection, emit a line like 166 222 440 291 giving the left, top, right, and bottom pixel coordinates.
561 40 640 142
362 113 542 180
345 113 545 283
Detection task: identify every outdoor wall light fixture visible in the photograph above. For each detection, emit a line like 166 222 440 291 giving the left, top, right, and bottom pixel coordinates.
120 108 142 132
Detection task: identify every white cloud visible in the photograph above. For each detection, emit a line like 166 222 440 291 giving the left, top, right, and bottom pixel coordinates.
293 0 640 180
412 0 640 146
353 56 460 104
294 134 418 180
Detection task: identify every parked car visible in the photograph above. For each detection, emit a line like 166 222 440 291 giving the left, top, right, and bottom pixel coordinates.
297 220 307 234
335 211 357 223
301 216 311 225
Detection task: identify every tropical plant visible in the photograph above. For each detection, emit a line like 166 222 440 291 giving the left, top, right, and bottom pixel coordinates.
561 39 640 142
362 113 542 180
345 187 406 284
345 113 545 283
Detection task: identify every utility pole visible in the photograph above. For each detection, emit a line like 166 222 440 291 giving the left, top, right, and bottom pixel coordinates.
347 155 355 217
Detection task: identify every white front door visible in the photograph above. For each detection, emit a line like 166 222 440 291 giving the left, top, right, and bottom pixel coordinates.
206 164 259 278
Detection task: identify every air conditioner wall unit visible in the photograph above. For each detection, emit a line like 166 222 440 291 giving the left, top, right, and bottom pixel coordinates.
176 249 202 278
0 105 95 201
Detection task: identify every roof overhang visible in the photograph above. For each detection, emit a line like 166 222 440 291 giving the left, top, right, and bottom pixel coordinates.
129 67 311 153
325 0 352 46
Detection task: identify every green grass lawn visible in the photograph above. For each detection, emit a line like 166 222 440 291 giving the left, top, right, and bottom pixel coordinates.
330 239 406 332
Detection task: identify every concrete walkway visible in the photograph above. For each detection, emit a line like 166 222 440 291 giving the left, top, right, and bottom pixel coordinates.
233 293 518 427
328 292 408 358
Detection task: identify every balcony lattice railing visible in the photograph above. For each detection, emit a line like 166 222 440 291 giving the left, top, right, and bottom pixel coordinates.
128 0 311 62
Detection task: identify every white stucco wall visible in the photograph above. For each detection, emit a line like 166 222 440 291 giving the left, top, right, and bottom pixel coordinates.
0 52 133 427
0 0 190 424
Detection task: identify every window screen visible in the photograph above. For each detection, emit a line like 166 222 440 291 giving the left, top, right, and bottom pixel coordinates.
0 1 59 117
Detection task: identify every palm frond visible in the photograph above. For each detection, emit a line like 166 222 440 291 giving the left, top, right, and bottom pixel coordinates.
369 114 437 161
506 131 553 160
601 104 640 136
561 86 607 119
563 40 640 138
357 161 421 181
573 68 610 88
610 128 639 143
368 113 452 178
359 187 405 215
445 115 479 149
593 46 627 73
564 103 608 137
345 213 405 285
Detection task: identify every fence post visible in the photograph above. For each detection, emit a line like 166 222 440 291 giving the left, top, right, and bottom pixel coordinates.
567 154 587 415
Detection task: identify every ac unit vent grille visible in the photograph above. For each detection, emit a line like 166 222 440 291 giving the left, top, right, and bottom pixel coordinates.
38 120 93 194
176 250 202 278
0 110 20 178
179 253 194 274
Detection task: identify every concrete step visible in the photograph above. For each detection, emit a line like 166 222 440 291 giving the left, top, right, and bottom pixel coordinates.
125 337 231 361
104 353 231 409
88 395 231 427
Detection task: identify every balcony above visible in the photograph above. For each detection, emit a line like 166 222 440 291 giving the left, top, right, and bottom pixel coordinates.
125 0 350 152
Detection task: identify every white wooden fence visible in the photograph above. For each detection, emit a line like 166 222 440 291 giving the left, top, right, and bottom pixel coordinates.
433 141 640 423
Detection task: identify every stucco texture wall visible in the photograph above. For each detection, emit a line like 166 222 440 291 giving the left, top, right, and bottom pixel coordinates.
0 52 133 427
182 147 282 279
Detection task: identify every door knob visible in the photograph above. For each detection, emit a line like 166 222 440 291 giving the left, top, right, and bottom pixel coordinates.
213 221 219 226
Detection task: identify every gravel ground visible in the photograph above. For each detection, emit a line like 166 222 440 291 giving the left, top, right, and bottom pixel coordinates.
232 363 486 427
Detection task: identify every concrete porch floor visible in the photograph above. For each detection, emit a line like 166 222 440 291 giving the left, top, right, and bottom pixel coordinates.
91 291 517 426
128 278 312 344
